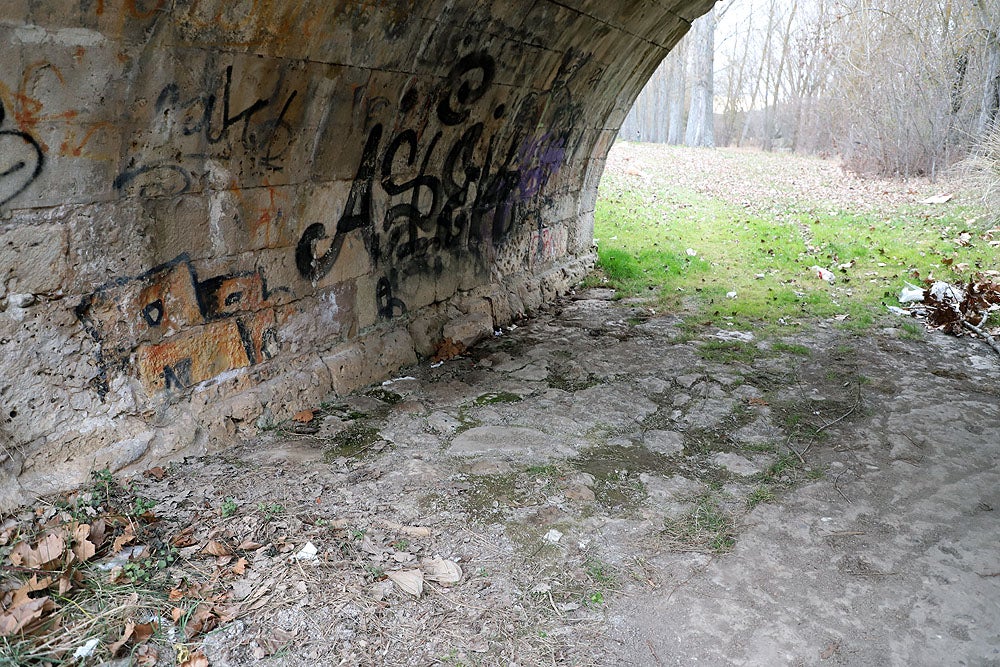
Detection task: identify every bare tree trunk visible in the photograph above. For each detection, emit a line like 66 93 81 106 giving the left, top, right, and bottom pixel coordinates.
685 8 716 147
740 0 777 146
978 16 1000 135
667 40 688 145
762 1 797 151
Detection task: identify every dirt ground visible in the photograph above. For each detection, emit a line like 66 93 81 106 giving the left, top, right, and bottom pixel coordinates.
20 289 990 667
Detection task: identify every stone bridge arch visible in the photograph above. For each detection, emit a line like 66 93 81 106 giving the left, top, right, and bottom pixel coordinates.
0 0 715 508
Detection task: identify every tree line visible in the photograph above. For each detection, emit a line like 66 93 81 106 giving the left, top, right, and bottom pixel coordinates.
619 0 1000 179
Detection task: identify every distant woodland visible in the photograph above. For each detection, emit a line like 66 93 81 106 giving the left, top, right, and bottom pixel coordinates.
620 0 1000 179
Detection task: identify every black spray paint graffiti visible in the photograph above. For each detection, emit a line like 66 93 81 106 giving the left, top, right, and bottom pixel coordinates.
296 51 578 320
115 65 298 198
76 253 289 396
0 100 44 207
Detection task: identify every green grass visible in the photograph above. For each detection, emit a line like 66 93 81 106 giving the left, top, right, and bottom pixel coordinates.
662 494 737 553
593 176 996 332
698 339 760 364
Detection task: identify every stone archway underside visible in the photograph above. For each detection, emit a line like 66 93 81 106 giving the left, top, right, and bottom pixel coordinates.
0 0 714 508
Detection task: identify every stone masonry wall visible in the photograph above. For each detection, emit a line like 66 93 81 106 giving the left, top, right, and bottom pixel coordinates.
0 0 714 509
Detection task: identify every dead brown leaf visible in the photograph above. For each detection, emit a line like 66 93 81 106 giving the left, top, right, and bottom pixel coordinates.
202 540 231 557
0 596 54 636
89 518 107 548
144 466 167 481
171 525 198 548
11 575 52 607
57 574 73 596
180 649 210 667
184 603 219 640
432 337 466 362
9 532 67 569
134 621 156 643
112 525 136 553
109 620 135 656
231 557 248 576
71 523 96 562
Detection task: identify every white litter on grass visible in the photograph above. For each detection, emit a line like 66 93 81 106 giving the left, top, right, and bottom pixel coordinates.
810 266 835 282
726 291 738 299
898 283 925 303
290 542 319 562
73 638 100 659
686 248 697 256
543 529 563 543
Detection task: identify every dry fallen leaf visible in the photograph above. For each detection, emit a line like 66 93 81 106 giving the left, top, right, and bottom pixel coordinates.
421 557 462 584
179 649 210 667
0 596 54 636
202 540 231 557
71 523 97 562
112 526 136 553
237 540 264 551
10 533 67 569
231 557 248 576
184 603 218 640
109 620 135 656
11 576 52 607
144 466 167 481
387 569 424 597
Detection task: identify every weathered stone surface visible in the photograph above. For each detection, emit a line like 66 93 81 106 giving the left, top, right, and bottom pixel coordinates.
0 0 713 507
449 426 575 460
712 451 773 477
643 429 685 455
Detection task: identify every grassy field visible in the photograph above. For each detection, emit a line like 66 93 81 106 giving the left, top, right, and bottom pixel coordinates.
589 143 997 336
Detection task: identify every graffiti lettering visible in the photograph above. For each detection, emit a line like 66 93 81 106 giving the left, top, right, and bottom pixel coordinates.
116 65 298 198
296 50 573 299
437 52 495 126
376 276 406 320
0 101 44 207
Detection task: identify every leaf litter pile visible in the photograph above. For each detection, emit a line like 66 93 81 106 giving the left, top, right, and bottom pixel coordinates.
894 274 1000 355
1 468 237 665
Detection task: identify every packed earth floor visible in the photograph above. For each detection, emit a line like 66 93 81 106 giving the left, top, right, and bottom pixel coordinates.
4 290 999 666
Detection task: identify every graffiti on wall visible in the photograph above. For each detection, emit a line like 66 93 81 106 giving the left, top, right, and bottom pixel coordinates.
76 255 288 396
115 64 299 198
295 50 584 320
0 99 44 207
